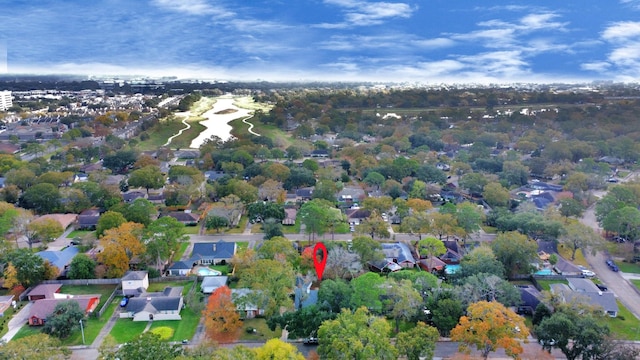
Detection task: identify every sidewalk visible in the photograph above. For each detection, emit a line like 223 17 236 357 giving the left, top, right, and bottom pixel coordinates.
1 302 32 343
90 306 121 349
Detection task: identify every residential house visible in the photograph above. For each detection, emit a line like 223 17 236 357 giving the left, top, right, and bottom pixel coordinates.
282 208 297 226
121 271 149 297
29 295 101 326
232 288 265 319
337 186 366 205
167 261 191 276
0 177 5 189
516 285 542 315
36 246 80 277
380 242 416 269
27 284 63 301
73 173 89 183
440 240 463 264
123 191 147 203
368 259 403 273
418 256 446 272
551 279 619 317
120 287 184 321
295 187 314 201
345 208 371 225
553 257 582 276
204 171 226 182
189 241 237 266
166 211 199 226
35 214 77 231
294 280 318 310
77 208 101 230
200 276 229 294
147 192 165 205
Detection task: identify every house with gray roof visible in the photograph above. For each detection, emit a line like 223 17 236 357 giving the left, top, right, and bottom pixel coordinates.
120 286 184 321
189 241 237 266
201 276 229 294
167 261 191 276
232 288 266 319
380 242 417 268
551 278 618 317
36 246 79 276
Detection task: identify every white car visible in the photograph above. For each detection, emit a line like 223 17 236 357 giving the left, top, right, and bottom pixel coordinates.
581 269 596 277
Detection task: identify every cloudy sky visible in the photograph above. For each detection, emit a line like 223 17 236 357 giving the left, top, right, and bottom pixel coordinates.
2 0 640 83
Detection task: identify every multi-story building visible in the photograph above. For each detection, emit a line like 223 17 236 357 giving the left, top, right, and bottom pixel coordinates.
0 91 12 111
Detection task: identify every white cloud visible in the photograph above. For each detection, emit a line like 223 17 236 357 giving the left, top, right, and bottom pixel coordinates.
581 61 611 72
602 21 640 41
152 0 234 18
321 0 415 27
411 38 456 49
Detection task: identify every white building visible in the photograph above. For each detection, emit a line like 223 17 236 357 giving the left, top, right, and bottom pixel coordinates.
0 91 12 111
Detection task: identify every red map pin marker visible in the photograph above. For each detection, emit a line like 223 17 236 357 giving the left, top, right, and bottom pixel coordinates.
313 242 327 281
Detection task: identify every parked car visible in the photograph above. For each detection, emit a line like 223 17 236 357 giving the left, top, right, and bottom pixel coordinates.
606 259 620 272
119 297 129 307
581 269 596 277
303 337 319 345
596 283 608 291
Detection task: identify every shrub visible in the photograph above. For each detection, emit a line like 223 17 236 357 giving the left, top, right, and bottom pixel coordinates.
150 326 174 340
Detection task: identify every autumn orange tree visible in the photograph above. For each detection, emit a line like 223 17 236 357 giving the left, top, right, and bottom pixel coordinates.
97 222 145 278
450 300 529 360
203 285 243 343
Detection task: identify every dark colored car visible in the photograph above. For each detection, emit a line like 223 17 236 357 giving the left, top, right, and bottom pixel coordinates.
596 283 608 291
303 337 319 345
119 297 129 307
610 264 619 272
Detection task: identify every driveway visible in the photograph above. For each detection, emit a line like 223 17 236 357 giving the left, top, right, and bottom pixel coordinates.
1 302 32 342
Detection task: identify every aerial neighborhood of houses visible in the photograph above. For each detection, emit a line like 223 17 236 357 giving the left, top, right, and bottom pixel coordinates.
0 80 639 359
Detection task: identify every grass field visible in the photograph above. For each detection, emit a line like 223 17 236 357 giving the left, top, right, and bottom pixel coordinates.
147 281 195 296
109 319 149 344
631 279 640 290
60 284 117 310
66 230 95 239
240 318 281 341
557 245 588 267
535 279 568 291
136 118 190 151
209 264 231 275
172 242 190 261
148 308 199 342
605 300 640 340
616 261 640 274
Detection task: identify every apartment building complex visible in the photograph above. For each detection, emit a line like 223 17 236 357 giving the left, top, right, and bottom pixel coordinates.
0 91 12 111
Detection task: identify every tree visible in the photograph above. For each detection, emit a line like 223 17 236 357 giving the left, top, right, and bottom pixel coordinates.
144 216 187 270
203 286 243 343
298 199 332 242
114 198 157 227
396 321 439 360
127 165 164 194
385 279 422 332
10 248 45 287
96 210 126 237
457 246 505 280
536 310 610 360
206 215 229 233
451 301 529 359
459 172 488 196
102 149 138 174
363 171 385 189
482 182 510 207
350 272 386 313
19 183 60 214
0 333 70 360
324 245 362 280
559 222 604 261
256 236 299 266
357 215 390 240
246 201 285 223
237 259 295 317
317 278 353 313
351 236 384 267
406 198 432 212
457 274 521 307
27 218 64 246
362 196 393 215
317 307 397 360
455 202 484 242
429 212 460 240
97 222 145 278
67 254 96 279
267 305 336 339
42 301 85 339
427 295 464 336
400 212 430 240
490 231 538 278
602 206 640 240
100 332 183 360
557 197 585 219
262 218 284 240
255 339 305 360
417 236 447 261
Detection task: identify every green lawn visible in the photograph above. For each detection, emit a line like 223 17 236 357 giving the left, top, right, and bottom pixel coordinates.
617 262 640 274
236 242 249 250
148 308 199 342
147 281 195 296
60 284 117 310
168 119 206 150
557 245 588 267
66 230 95 239
281 221 301 234
227 216 249 234
136 118 190 151
605 300 640 340
631 279 640 290
183 225 201 235
109 319 149 343
240 318 282 341
172 242 190 261
209 264 231 275
535 279 568 291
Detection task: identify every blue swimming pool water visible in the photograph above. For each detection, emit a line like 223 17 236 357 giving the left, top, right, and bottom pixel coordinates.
445 264 460 274
535 268 554 275
197 268 222 276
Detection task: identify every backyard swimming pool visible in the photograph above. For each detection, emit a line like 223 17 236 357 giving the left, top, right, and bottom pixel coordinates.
197 268 222 276
535 268 555 276
445 264 460 274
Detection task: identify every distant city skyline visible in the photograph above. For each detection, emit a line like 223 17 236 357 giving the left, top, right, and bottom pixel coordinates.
2 1 640 84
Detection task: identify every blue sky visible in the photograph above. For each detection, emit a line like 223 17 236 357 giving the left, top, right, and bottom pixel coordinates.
2 0 640 83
